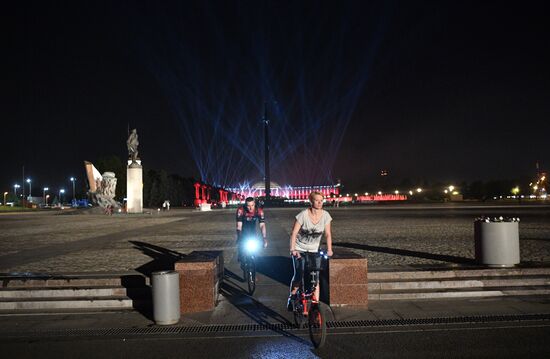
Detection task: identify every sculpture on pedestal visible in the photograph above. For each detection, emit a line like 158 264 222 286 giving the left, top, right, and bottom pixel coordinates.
84 161 120 211
127 129 139 163
126 128 143 213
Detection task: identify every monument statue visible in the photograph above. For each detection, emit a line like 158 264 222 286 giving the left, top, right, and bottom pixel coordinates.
127 129 139 163
126 129 143 213
83 161 120 211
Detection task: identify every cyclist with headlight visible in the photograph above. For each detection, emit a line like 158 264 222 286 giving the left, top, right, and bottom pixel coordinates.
236 197 267 266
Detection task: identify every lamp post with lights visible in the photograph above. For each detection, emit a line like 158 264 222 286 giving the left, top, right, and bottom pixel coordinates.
26 178 32 202
43 187 49 206
70 177 76 205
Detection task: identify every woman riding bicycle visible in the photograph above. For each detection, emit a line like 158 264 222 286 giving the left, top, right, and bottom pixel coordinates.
288 191 333 310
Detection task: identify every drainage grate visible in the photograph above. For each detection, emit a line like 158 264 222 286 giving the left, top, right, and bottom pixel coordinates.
326 313 550 328
4 313 549 338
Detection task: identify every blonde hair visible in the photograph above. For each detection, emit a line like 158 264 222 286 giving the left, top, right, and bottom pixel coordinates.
308 191 324 202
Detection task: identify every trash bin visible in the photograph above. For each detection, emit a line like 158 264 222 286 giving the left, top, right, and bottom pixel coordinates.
474 216 520 267
152 270 180 325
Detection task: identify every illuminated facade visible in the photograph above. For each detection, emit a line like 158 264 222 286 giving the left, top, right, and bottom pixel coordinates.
225 182 341 201
194 181 408 207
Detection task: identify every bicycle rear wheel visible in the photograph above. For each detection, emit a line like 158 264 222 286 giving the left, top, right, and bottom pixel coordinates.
247 259 256 295
308 303 326 348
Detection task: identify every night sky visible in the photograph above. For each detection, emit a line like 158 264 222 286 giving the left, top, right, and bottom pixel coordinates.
3 1 549 195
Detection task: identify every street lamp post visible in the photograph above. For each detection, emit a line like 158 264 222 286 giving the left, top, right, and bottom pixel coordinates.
59 189 65 206
43 187 49 206
3 192 7 206
26 178 32 202
70 177 76 205
14 184 20 198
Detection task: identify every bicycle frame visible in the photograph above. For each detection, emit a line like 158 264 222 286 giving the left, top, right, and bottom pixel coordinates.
294 252 325 316
242 236 262 295
292 251 328 348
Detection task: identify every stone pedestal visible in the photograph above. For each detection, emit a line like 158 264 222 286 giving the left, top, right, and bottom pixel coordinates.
174 251 224 313
127 162 143 214
322 249 368 307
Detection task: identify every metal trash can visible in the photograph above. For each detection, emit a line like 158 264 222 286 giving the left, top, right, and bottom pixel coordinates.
152 270 180 325
474 217 520 267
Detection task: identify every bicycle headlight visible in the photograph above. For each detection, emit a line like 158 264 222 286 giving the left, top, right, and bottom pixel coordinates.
245 238 260 253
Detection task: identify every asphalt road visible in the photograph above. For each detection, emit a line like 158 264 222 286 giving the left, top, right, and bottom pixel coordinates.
4 320 550 358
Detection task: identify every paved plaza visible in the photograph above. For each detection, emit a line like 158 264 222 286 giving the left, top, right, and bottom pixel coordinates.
1 203 549 274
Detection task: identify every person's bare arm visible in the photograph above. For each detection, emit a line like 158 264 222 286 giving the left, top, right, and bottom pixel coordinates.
289 220 301 258
236 221 242 240
324 222 333 257
260 222 268 247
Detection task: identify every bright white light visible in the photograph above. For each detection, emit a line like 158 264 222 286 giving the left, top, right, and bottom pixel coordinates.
26 178 31 183
416 188 422 193
245 239 259 253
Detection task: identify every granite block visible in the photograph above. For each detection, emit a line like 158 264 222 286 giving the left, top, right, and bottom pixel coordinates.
174 251 223 314
326 252 368 307
329 284 369 306
330 259 368 284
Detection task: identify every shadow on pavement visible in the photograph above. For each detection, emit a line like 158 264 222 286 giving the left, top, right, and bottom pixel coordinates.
221 269 308 345
129 241 184 321
335 242 475 264
130 241 184 276
256 255 294 286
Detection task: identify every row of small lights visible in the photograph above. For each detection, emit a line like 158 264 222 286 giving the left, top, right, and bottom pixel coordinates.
3 177 77 205
338 183 546 198
328 188 425 198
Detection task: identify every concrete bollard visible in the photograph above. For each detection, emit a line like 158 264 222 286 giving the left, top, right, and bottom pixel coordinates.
474 218 520 267
152 270 181 325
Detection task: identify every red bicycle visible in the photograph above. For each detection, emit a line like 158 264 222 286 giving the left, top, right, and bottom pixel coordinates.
291 251 328 348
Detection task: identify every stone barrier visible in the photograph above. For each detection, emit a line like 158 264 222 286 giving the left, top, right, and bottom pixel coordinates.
321 248 368 307
174 251 224 313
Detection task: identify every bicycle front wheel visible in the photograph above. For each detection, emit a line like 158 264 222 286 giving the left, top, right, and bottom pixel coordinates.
247 259 256 295
308 303 326 348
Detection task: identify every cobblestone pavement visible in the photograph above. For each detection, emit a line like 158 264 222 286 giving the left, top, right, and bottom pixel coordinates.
0 204 549 273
